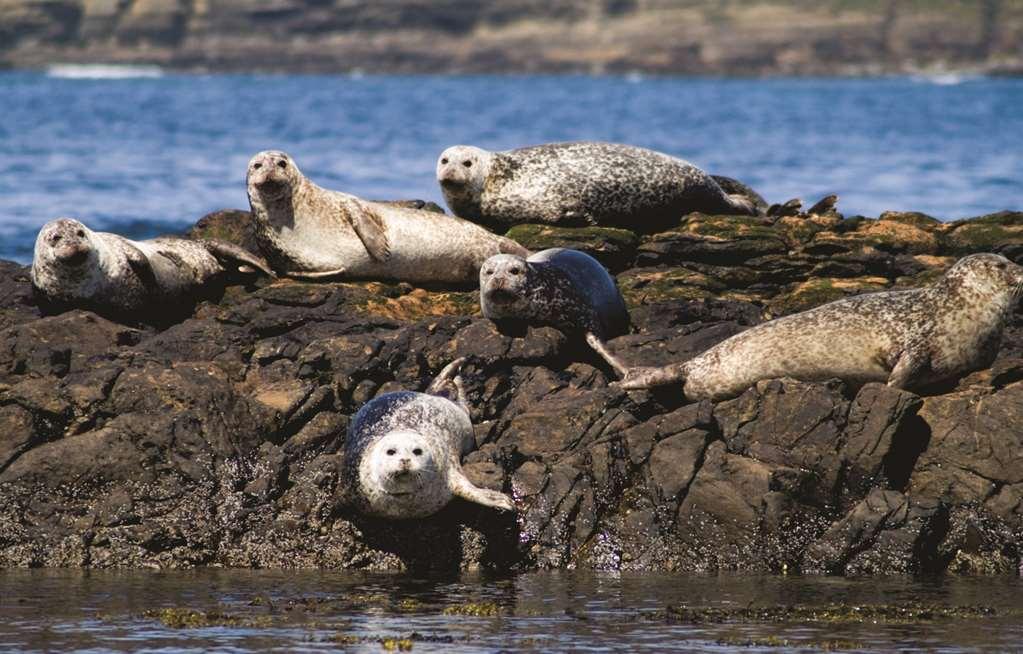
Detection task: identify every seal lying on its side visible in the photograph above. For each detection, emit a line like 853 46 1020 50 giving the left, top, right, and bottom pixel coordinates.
343 359 516 519
435 141 758 232
480 248 631 377
616 254 1023 401
246 150 528 283
31 217 273 318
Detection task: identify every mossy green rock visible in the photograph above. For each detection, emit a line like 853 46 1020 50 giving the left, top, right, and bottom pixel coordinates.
946 211 1023 254
504 224 640 272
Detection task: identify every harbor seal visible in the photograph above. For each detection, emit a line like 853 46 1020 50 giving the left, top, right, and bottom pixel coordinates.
31 217 273 320
480 248 631 376
246 150 528 283
616 254 1023 400
343 359 516 519
435 141 758 232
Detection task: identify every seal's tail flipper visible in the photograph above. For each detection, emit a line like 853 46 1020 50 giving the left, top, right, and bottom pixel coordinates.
613 363 688 391
711 174 768 216
426 357 471 414
585 332 630 379
203 240 275 278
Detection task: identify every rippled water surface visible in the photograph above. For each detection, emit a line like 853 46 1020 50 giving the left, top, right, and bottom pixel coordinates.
1 570 1022 653
1 72 1021 262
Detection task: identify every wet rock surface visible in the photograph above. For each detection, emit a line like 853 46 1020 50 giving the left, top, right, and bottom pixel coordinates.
2 209 1023 574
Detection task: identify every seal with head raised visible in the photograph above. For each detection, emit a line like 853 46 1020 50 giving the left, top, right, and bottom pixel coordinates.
31 217 273 320
616 254 1023 401
246 150 528 283
435 141 758 232
343 358 516 519
480 248 631 377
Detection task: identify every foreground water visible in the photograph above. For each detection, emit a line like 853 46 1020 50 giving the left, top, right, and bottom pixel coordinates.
1 71 1021 263
1 570 1021 653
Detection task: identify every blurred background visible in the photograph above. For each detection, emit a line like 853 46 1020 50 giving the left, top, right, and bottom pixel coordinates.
1 1 1021 262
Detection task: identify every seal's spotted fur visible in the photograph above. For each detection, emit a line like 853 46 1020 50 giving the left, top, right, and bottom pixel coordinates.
480 248 631 376
617 254 1023 400
436 141 757 231
342 359 515 519
246 150 528 283
31 217 272 318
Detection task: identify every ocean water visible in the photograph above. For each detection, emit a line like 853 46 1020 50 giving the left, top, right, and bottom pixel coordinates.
2 570 1022 653
0 70 1021 264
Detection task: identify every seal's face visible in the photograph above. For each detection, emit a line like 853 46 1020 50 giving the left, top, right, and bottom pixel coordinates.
480 253 532 317
246 150 301 202
436 145 490 199
363 429 448 512
34 218 94 269
945 253 1023 299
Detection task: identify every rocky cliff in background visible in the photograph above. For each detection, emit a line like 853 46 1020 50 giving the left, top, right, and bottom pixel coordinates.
2 206 1023 574
2 0 1022 75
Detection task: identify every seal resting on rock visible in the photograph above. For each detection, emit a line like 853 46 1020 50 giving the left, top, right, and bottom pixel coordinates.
435 141 758 232
481 248 631 377
342 359 516 519
31 217 272 320
617 254 1023 400
246 150 528 283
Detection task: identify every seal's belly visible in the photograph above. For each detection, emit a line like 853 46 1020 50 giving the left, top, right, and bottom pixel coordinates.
684 325 895 400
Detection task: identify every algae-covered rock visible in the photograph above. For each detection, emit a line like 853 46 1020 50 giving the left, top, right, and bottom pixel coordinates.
504 223 640 272
945 211 1023 254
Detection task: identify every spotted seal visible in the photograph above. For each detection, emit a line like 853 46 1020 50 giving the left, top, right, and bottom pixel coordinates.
480 248 631 376
343 359 516 519
31 217 273 319
616 254 1023 400
435 141 758 232
246 150 528 283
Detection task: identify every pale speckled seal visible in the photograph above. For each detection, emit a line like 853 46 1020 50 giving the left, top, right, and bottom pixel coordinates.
616 254 1023 400
246 150 528 283
342 359 516 519
31 217 273 319
436 141 758 232
480 248 631 376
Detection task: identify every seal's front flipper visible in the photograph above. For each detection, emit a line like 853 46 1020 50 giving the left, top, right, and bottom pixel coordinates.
887 350 927 390
613 363 687 390
203 239 275 278
585 332 629 378
344 198 391 262
121 240 158 292
449 469 516 512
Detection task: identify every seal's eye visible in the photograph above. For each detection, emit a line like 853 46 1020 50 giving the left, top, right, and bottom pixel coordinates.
509 266 522 275
413 448 422 456
51 234 62 244
253 162 262 170
76 230 85 238
277 160 287 169
441 158 448 165
386 448 396 456
463 160 472 168
483 268 493 276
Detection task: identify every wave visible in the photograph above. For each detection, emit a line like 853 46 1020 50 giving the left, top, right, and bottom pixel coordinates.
909 72 984 86
45 64 165 79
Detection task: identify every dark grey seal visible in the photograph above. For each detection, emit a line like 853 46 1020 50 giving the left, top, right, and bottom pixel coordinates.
617 254 1023 400
480 247 631 377
342 359 516 519
436 141 758 232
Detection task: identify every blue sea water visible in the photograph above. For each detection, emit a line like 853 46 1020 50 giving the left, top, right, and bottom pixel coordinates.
1 70 1021 263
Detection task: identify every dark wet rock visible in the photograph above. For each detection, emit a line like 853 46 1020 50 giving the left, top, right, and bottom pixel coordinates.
2 210 1023 573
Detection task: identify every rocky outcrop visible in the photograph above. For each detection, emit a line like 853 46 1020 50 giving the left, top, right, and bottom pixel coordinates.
2 1 1021 75
1 208 1023 573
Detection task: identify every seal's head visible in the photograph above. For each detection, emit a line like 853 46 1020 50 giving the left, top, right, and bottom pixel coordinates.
246 150 303 202
359 429 448 518
942 253 1023 301
436 145 492 208
33 218 95 270
479 253 533 318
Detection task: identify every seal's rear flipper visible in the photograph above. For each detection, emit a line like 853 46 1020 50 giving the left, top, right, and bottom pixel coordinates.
426 357 470 414
613 362 688 391
203 240 275 278
585 332 629 378
449 470 516 512
285 268 347 280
